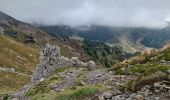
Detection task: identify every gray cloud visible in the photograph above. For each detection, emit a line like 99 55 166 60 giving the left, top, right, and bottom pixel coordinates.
0 0 170 28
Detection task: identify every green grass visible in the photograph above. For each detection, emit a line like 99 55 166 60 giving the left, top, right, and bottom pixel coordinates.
75 75 85 86
114 46 170 92
27 85 100 100
26 81 50 97
57 86 97 100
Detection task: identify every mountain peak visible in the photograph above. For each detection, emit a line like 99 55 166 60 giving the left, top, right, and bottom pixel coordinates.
0 11 18 26
0 11 13 20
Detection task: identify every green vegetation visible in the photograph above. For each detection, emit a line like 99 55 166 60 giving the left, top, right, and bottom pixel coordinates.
27 84 100 100
4 28 35 43
131 72 170 91
82 40 134 67
114 47 170 91
75 75 86 86
27 81 50 96
56 86 97 100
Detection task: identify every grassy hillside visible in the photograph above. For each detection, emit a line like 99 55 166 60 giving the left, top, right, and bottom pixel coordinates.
0 35 39 74
0 72 30 94
112 46 170 91
0 35 39 94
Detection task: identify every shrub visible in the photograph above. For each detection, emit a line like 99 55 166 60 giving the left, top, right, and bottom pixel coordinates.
57 86 97 100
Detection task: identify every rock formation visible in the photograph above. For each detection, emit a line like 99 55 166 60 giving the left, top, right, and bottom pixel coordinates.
0 27 4 35
32 43 96 83
32 43 73 83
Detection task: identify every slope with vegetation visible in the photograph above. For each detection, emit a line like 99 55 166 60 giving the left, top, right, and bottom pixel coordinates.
82 40 136 67
0 11 78 95
112 45 170 92
0 35 39 94
40 25 170 49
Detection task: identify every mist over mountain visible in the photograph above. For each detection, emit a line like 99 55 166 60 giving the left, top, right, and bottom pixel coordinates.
39 25 170 49
1 1 170 100
1 0 170 28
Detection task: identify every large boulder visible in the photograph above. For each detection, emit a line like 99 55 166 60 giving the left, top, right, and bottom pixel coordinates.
87 60 96 70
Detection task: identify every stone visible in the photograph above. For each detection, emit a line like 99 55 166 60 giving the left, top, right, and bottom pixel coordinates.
39 78 45 82
87 60 96 69
154 89 161 93
129 93 136 99
135 95 144 100
167 70 170 74
115 90 122 95
0 67 15 73
102 91 113 99
70 57 78 62
0 27 4 35
98 95 105 100
80 80 86 86
126 98 133 100
11 98 19 100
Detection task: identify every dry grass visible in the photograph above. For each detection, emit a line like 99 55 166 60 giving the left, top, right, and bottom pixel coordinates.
0 35 39 94
0 71 30 94
131 72 170 91
0 35 39 74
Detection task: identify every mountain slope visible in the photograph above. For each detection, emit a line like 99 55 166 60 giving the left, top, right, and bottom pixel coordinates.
0 35 39 74
40 25 170 49
23 44 170 100
0 11 61 46
112 45 170 92
0 35 39 94
0 11 87 94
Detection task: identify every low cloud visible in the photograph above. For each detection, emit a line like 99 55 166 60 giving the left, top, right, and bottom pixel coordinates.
0 0 170 28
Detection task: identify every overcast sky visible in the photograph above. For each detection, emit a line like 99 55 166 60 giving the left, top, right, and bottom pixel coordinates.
0 0 170 28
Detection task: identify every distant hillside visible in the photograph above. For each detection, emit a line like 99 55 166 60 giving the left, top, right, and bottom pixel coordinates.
39 25 170 49
82 40 137 67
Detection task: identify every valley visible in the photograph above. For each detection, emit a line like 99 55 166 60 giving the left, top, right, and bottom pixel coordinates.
0 9 170 100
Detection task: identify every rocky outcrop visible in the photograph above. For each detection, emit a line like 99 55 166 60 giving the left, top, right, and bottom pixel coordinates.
98 81 170 100
159 60 170 65
0 27 4 35
32 43 73 83
32 43 96 83
71 57 96 70
0 67 15 73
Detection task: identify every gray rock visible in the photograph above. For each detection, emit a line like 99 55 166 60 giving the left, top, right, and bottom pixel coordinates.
32 43 73 83
98 95 105 100
129 93 136 99
87 60 96 70
115 90 122 95
102 91 113 99
0 27 4 35
135 95 144 100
